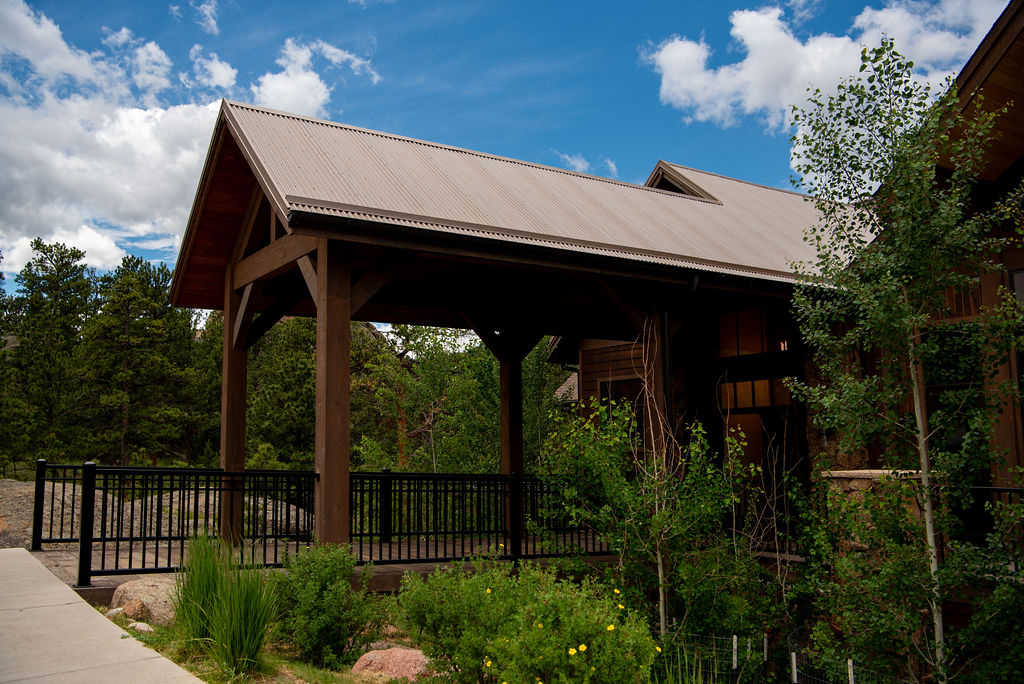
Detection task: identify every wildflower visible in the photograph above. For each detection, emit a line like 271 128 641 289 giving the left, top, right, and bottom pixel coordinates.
537 622 543 628
578 644 587 652
613 589 620 594
568 648 577 656
607 624 615 631
656 646 662 653
617 603 624 610
486 661 492 667
486 588 491 594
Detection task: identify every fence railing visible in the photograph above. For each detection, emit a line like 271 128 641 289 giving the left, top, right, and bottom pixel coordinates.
32 460 315 586
33 461 607 583
348 470 608 563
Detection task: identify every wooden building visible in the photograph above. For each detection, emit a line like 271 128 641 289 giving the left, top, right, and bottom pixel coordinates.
168 0 1024 547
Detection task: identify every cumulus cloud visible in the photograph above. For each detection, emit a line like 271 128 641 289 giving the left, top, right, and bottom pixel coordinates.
643 0 1006 130
190 0 219 35
0 1 379 277
186 44 237 89
250 37 380 117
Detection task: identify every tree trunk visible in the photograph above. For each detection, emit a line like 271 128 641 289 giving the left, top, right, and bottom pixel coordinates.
908 346 946 682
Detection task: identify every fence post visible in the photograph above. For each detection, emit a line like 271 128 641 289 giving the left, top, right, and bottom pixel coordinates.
509 472 522 561
790 651 798 683
76 462 96 587
847 658 855 684
31 459 46 551
380 468 393 544
732 634 738 670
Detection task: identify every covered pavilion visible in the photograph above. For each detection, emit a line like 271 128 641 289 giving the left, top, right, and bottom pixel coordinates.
168 100 818 545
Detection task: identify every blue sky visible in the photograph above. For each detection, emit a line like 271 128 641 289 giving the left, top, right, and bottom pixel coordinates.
0 0 1009 287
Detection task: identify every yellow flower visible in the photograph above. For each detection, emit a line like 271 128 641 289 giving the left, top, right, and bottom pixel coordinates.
537 623 543 628
656 646 662 653
568 648 577 656
613 589 620 594
578 644 587 652
486 588 491 594
617 603 624 610
607 624 615 631
486 661 492 667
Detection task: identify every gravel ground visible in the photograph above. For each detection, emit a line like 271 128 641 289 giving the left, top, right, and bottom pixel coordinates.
0 479 35 549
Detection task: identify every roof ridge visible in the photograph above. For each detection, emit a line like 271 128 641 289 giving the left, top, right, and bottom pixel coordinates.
665 162 811 199
224 100 720 205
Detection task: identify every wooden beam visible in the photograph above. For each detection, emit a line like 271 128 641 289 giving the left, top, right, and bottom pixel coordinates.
598 277 645 333
220 262 247 545
231 283 256 351
352 268 394 316
232 233 320 290
230 186 265 264
314 239 352 545
298 255 318 299
243 290 306 349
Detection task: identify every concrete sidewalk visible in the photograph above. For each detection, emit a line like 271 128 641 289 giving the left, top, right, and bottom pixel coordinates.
0 548 200 683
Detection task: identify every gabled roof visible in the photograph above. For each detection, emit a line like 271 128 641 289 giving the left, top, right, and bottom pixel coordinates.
172 100 820 308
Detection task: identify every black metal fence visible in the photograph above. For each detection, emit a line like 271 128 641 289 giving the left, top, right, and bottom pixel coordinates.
348 470 608 564
32 460 314 586
33 461 607 584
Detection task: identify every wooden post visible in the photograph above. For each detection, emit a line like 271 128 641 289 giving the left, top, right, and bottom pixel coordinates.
220 263 247 544
499 355 525 476
314 239 352 544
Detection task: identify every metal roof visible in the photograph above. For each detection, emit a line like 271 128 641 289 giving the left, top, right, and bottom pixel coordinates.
220 100 820 283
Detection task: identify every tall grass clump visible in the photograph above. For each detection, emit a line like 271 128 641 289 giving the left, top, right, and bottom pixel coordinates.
173 534 222 652
651 643 720 684
173 534 275 677
208 561 275 677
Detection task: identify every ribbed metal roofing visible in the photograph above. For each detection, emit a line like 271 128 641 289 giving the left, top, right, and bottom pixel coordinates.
222 100 819 282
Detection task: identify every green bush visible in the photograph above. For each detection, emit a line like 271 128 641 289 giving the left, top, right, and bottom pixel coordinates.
400 560 656 683
271 543 382 669
173 534 223 652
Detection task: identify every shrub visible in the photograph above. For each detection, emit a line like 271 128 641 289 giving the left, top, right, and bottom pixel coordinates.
173 534 222 652
400 560 656 683
271 543 382 668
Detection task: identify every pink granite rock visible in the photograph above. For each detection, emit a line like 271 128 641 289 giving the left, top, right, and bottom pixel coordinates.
351 646 428 681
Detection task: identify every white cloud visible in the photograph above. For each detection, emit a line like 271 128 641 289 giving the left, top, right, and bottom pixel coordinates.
132 41 172 94
0 1 380 277
168 5 182 20
553 151 590 173
190 0 219 36
644 0 1007 130
786 0 822 24
102 26 133 48
604 158 619 178
187 44 237 89
250 38 380 117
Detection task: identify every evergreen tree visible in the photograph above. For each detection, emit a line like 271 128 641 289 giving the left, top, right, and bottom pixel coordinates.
7 239 95 462
80 255 195 465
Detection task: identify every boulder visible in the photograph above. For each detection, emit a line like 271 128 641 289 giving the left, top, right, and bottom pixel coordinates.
127 622 154 633
351 646 429 681
111 576 177 626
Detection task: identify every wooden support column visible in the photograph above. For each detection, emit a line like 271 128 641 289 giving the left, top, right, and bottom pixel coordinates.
314 239 352 545
643 308 671 455
499 355 525 476
220 262 247 544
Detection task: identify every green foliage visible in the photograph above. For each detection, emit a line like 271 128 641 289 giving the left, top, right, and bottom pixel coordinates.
789 39 1024 680
271 543 383 669
174 534 223 652
174 535 275 678
207 560 276 678
399 560 655 684
651 643 721 684
541 399 778 639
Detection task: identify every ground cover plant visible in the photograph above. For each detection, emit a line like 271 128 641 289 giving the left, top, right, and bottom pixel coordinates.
399 558 656 683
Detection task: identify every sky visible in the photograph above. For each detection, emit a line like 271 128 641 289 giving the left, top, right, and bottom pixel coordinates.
0 0 1010 288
